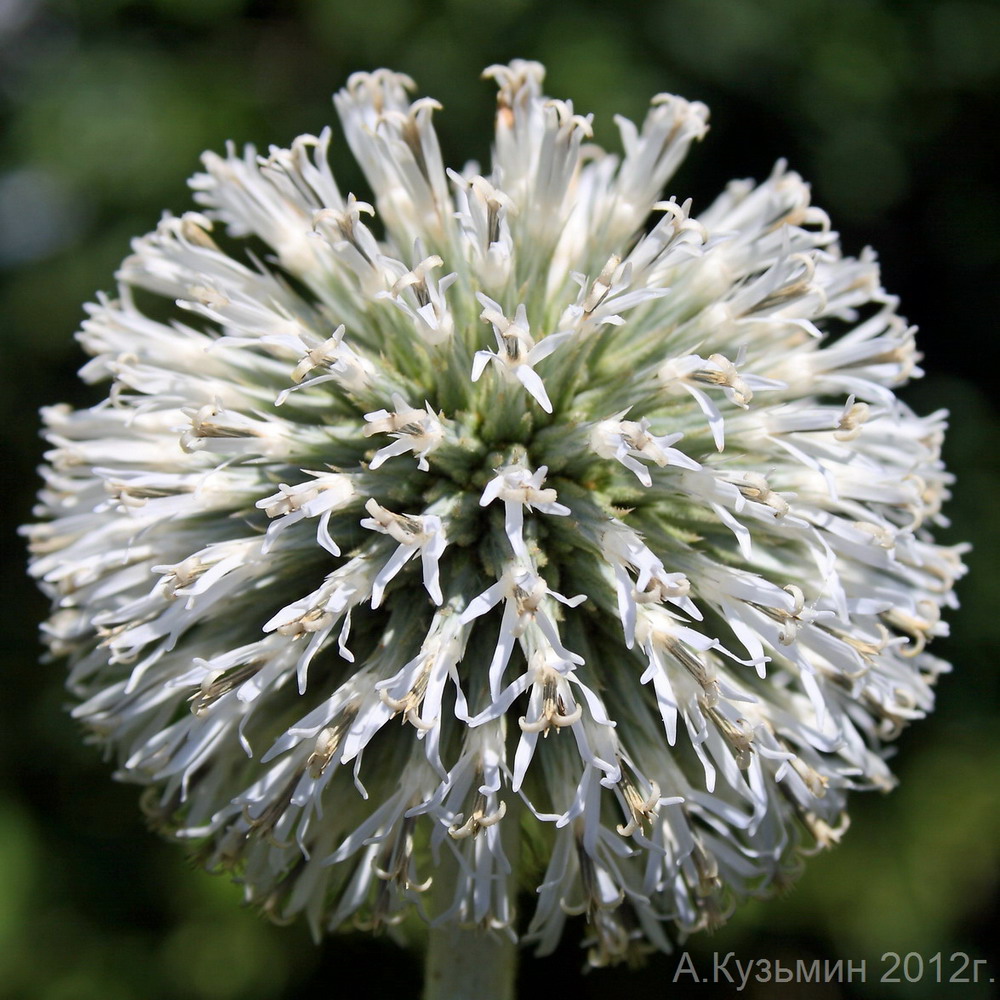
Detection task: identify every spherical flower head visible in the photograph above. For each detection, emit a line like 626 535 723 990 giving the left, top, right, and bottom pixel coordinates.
25 60 967 967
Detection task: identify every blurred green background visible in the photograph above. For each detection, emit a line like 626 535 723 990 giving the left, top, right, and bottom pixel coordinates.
1 1 997 998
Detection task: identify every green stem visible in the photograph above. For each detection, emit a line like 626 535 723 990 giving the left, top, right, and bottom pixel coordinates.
424 920 518 1000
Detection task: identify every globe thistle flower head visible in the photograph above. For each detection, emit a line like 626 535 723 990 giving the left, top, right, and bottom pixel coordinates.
26 61 966 967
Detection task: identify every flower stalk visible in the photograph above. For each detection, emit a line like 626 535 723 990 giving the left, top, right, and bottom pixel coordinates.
425 923 517 1000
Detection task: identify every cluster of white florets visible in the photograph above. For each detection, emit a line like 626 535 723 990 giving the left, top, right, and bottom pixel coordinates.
26 61 965 966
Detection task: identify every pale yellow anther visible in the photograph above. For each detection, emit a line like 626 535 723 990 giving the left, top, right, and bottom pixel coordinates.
615 770 662 837
448 798 507 839
276 606 334 637
883 600 941 657
835 399 871 441
518 669 582 735
583 255 621 315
